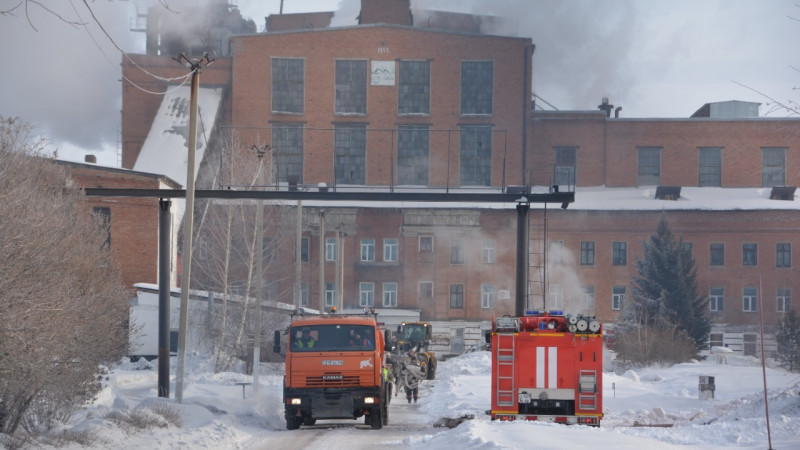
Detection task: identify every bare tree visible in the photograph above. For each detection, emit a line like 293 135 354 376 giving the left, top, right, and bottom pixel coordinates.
0 117 131 437
191 130 293 373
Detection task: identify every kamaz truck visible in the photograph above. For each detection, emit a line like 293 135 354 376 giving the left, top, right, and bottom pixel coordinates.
274 310 389 429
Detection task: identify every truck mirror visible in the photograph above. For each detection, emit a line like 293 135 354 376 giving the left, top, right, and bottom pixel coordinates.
273 330 281 353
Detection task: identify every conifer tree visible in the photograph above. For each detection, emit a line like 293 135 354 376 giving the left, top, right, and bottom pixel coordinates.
776 308 800 372
630 216 711 350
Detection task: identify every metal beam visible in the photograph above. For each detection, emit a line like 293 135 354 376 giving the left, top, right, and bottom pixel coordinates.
82 188 574 204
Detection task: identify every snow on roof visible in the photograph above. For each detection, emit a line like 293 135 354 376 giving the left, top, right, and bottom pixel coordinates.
133 85 223 189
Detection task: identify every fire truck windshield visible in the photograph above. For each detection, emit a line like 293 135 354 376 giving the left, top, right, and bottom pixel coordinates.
290 324 375 352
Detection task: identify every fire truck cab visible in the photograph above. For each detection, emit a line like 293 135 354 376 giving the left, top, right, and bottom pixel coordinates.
489 310 603 426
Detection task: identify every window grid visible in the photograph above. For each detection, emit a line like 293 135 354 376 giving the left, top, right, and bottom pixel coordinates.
554 147 577 186
450 284 464 308
325 237 337 261
581 241 595 265
271 58 304 114
637 147 661 186
710 243 724 266
360 282 375 307
698 147 722 187
398 60 430 115
460 61 493 115
460 126 492 186
482 240 496 263
419 236 433 252
335 60 367 114
384 238 398 262
383 282 398 308
777 243 791 268
397 126 430 185
334 124 366 185
271 123 304 183
777 287 791 313
481 284 496 309
612 286 625 311
300 282 308 306
450 240 465 264
325 281 336 307
743 243 757 266
360 238 375 262
709 287 724 312
612 241 627 265
743 287 758 312
762 147 786 187
300 237 309 262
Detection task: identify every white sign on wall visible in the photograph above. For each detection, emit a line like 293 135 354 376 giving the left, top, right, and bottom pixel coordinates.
371 61 395 86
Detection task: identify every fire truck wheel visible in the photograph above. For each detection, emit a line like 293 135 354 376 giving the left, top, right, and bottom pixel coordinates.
370 407 384 429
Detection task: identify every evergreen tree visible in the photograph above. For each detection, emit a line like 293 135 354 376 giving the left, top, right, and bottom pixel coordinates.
630 216 711 350
776 308 800 372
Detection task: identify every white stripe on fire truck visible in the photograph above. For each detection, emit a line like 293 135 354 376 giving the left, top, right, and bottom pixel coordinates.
536 347 545 388
548 346 558 389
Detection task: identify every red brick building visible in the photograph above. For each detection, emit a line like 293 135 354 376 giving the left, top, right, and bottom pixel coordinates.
118 0 799 353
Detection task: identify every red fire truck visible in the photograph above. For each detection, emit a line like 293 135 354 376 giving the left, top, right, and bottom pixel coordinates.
489 310 603 426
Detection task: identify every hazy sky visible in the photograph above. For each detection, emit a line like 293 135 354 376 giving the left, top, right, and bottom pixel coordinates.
1 0 797 167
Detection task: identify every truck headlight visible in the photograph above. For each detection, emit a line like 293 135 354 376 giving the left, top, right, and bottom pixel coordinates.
290 398 302 405
364 397 376 404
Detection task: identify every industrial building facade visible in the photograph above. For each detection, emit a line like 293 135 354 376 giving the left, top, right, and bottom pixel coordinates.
115 0 799 353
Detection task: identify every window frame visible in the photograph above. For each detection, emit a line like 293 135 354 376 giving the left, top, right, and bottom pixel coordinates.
709 287 724 312
612 286 626 311
777 243 791 268
743 287 758 312
637 146 662 186
334 124 367 185
271 57 305 114
742 243 758 266
383 238 398 262
459 125 493 186
698 147 722 187
325 281 336 307
419 235 433 252
482 240 496 264
580 241 595 266
382 282 398 308
325 237 337 261
761 147 786 188
398 60 430 115
612 241 627 266
449 284 464 309
460 60 493 116
359 282 375 307
450 239 465 265
554 146 577 186
481 284 496 309
335 59 367 115
777 287 791 313
710 243 725 266
396 125 430 185
360 238 375 262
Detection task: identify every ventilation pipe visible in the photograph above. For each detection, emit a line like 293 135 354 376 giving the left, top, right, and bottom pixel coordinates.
615 106 622 118
598 97 614 117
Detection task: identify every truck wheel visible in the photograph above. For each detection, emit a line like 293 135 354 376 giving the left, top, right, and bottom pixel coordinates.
286 415 301 430
303 417 316 426
370 408 383 429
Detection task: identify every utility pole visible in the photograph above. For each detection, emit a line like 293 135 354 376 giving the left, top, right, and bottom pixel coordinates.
319 209 325 310
295 200 302 308
174 52 214 404
250 144 269 392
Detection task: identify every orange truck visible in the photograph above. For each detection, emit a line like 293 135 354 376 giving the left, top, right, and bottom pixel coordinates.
489 310 603 426
273 311 389 429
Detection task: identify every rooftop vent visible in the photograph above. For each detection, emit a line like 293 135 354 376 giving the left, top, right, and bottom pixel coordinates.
770 186 796 201
655 186 681 200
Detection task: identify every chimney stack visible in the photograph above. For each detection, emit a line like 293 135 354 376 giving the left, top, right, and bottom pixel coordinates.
85 154 97 164
598 97 614 117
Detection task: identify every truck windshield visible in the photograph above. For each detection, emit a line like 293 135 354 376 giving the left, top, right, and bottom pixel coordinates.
402 324 425 343
290 324 376 352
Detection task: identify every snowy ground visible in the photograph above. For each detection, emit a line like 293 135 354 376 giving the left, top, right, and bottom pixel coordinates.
51 350 800 449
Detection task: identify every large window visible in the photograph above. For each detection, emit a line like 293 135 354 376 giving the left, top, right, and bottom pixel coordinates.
612 286 626 311
637 147 661 186
419 236 433 252
460 61 493 115
777 243 791 268
300 282 308 306
360 282 375 307
271 58 304 114
743 243 757 266
554 147 577 186
334 124 366 184
709 287 724 312
450 284 464 309
450 240 465 264
419 281 433 301
335 60 367 114
743 287 758 312
612 241 627 265
762 147 786 187
481 284 496 309
777 287 791 313
460 126 492 186
581 241 595 265
360 238 375 262
383 282 397 307
397 125 429 185
710 243 724 266
698 147 722 187
398 60 430 115
272 123 304 183
384 238 398 262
